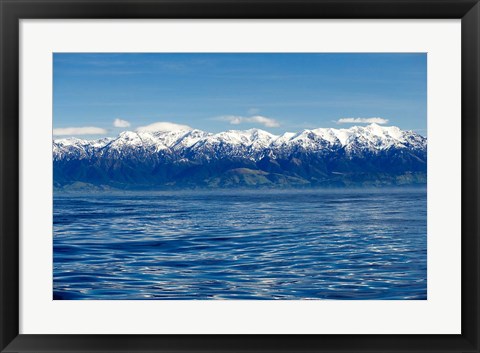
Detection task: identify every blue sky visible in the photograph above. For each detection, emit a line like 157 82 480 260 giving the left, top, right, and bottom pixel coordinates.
53 53 427 138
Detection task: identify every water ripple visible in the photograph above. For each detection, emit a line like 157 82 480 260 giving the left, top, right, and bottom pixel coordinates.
53 188 427 300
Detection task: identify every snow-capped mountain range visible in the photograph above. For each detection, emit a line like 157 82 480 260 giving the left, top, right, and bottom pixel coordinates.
53 124 427 190
54 124 426 161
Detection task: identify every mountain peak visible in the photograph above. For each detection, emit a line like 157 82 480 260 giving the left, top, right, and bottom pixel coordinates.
119 131 139 138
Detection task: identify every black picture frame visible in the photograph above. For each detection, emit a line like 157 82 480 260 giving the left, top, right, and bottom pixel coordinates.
1 0 479 352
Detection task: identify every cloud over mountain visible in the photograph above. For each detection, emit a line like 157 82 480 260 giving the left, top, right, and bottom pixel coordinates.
218 115 280 128
336 117 389 125
53 127 108 136
136 121 192 133
113 118 131 128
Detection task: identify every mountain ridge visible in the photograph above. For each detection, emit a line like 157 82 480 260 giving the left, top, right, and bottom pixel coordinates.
53 124 427 190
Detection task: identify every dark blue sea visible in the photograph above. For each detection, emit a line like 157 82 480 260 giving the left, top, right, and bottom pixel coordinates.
53 188 427 300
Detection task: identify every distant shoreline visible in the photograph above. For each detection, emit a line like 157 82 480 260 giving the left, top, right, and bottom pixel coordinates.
53 182 427 195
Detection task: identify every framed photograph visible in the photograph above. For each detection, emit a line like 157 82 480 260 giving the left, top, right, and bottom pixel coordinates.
1 0 478 352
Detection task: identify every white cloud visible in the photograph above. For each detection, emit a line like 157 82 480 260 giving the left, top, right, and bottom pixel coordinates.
219 115 280 128
336 117 389 125
113 118 131 128
136 121 192 133
247 107 260 115
53 127 108 136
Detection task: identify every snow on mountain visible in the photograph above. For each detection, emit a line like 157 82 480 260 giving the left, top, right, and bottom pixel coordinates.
53 124 426 162
170 129 212 150
193 128 277 148
306 124 421 150
53 137 112 161
273 129 340 153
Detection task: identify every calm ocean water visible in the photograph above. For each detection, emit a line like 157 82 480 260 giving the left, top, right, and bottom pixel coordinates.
53 188 427 300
